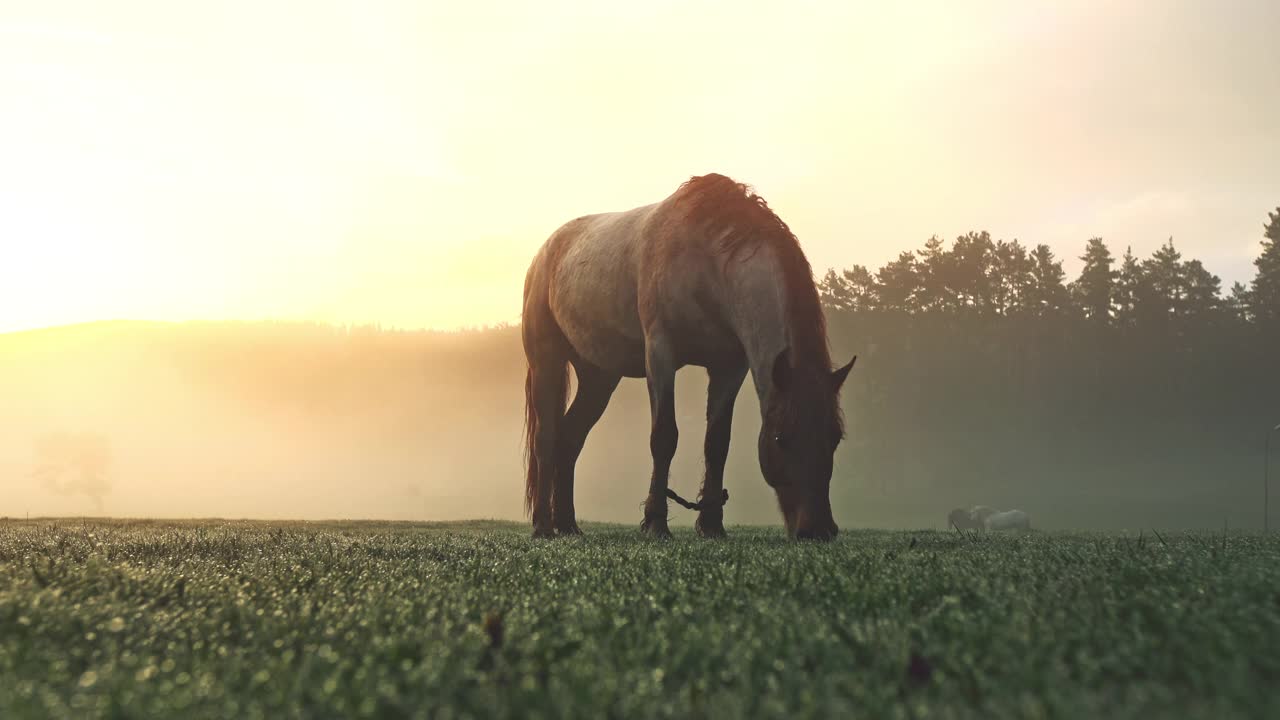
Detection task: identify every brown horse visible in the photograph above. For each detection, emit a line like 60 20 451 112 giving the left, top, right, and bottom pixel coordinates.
521 173 855 540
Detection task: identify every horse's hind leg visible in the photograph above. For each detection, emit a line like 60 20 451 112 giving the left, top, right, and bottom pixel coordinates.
553 363 620 535
697 364 747 539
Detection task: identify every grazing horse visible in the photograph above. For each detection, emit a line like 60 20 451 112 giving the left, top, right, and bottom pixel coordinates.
521 173 856 540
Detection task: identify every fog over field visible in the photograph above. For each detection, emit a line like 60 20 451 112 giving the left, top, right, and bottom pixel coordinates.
3 304 1276 530
2 321 736 524
4 1 1280 533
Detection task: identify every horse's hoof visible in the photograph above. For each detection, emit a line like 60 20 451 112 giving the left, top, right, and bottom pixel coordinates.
555 522 583 537
640 518 672 539
695 519 726 539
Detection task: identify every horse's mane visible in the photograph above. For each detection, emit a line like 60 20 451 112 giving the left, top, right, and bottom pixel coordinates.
672 173 834 374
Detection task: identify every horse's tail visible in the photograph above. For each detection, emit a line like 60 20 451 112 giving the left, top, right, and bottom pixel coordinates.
523 357 569 517
522 365 539 515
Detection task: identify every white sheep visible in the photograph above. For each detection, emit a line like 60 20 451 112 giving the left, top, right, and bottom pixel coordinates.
984 509 1031 531
948 505 997 530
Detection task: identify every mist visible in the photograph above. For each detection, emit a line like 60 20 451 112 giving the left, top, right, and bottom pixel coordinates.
0 320 795 525
4 261 1277 530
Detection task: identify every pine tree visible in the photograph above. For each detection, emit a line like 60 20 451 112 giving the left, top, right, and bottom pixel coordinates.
1071 237 1117 326
818 269 855 311
950 231 997 313
1114 246 1143 328
840 265 879 312
876 251 920 314
1249 207 1280 326
993 240 1034 316
1180 259 1221 320
1226 281 1251 323
915 235 952 313
1137 238 1185 330
1027 244 1069 315
818 266 878 312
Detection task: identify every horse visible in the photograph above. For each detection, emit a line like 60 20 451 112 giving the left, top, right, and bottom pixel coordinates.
521 173 856 541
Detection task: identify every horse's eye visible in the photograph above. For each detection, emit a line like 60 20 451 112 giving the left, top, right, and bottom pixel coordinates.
774 433 787 449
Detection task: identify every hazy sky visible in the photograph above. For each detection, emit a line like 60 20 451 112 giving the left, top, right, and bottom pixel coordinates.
2 0 1278 333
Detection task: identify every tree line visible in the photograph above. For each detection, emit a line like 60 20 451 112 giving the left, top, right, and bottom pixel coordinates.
816 208 1280 528
818 209 1280 331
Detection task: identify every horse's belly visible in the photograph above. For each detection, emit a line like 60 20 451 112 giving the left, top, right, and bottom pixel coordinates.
557 306 646 376
550 241 647 377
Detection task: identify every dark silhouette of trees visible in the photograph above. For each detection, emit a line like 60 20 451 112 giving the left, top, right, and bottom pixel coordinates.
1135 238 1184 334
1181 259 1222 323
949 232 997 313
818 231 1244 335
1114 246 1142 329
1027 244 1069 316
875 252 919 314
1227 281 1251 322
993 240 1034 316
1249 208 1280 327
818 209 1280 526
1072 238 1116 326
818 266 875 312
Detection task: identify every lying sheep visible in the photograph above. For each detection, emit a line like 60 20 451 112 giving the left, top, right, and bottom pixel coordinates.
984 509 1031 531
971 506 997 524
948 507 980 530
948 505 997 530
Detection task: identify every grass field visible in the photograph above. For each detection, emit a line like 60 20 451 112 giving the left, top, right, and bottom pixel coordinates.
2 520 1278 719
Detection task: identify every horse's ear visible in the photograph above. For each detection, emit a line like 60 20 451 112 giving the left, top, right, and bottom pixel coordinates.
831 355 856 391
771 347 791 393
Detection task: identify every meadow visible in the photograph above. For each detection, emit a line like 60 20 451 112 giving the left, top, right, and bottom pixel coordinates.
2 519 1278 719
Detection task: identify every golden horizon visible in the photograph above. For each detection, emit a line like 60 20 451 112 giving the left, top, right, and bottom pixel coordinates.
3 1 1277 334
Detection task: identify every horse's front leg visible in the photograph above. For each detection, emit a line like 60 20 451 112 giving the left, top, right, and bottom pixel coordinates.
697 364 747 539
641 342 678 539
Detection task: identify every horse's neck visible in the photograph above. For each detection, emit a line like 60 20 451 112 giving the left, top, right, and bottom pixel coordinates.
745 331 790 411
722 247 793 410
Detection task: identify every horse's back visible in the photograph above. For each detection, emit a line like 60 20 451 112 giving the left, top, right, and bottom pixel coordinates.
529 204 662 375
526 178 780 375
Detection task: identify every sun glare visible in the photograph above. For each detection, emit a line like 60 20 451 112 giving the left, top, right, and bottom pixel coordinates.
2 1 1277 333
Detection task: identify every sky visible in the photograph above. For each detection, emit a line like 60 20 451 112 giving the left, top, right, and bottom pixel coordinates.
2 0 1278 333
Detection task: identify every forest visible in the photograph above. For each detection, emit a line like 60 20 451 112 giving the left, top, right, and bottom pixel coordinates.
816 209 1280 528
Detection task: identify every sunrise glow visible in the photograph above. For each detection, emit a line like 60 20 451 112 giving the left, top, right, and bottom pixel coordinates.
2 0 1277 333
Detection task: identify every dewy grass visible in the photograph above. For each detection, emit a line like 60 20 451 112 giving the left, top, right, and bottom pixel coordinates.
1 520 1278 719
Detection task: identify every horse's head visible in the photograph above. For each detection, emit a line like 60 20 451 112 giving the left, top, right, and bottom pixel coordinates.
759 349 856 541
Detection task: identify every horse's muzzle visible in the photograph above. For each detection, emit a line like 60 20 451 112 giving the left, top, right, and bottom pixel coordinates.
794 522 838 541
